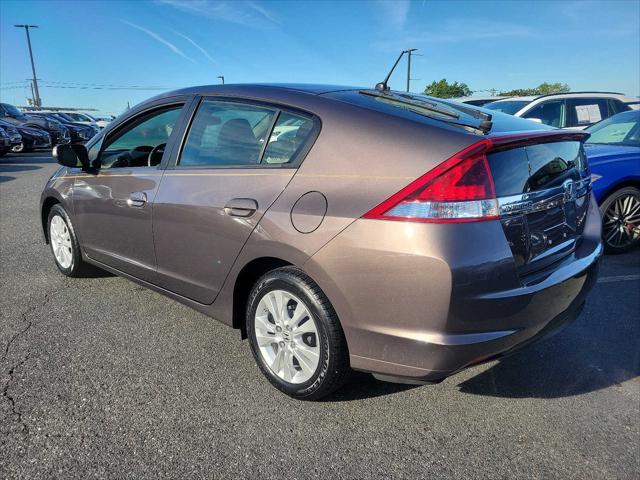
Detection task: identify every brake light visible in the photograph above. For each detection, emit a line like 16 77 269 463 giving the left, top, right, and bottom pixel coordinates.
363 139 499 223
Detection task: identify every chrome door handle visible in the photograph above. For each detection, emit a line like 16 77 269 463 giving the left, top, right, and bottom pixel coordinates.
127 191 147 208
224 198 258 217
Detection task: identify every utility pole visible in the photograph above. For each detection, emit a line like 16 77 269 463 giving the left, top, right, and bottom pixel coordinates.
405 48 417 92
14 24 42 107
217 75 225 85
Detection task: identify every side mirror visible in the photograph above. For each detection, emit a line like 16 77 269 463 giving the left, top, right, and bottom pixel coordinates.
53 144 89 170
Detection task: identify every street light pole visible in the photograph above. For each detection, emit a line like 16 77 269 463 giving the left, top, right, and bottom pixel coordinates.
405 48 417 92
217 75 225 85
14 24 42 107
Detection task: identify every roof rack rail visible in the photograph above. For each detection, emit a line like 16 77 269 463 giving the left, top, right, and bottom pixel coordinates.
533 91 626 100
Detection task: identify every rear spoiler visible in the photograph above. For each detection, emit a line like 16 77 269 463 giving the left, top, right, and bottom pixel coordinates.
487 130 590 153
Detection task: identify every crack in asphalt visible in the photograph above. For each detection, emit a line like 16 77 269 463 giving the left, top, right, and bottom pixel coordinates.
2 353 31 433
1 289 60 433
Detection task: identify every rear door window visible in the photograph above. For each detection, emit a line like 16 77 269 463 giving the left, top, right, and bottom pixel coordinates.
522 100 566 128
179 100 277 167
178 100 316 167
566 98 609 127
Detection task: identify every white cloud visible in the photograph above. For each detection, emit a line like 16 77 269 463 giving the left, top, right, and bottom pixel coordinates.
122 20 195 63
172 30 216 65
373 19 538 51
376 0 411 30
157 0 278 28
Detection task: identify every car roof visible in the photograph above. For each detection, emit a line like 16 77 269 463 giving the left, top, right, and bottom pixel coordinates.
489 92 637 103
166 83 365 97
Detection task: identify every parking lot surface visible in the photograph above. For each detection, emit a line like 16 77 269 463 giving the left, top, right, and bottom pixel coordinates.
1 152 639 479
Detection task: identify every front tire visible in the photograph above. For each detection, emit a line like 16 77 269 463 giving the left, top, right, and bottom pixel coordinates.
247 267 350 400
600 187 640 254
47 204 90 276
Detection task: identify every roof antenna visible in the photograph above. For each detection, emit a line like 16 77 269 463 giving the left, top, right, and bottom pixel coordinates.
375 50 408 92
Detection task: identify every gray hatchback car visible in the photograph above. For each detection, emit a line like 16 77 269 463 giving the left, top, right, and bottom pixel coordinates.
41 84 602 399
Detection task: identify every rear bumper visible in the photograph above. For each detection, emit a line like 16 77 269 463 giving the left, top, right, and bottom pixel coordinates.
304 195 602 382
369 256 598 383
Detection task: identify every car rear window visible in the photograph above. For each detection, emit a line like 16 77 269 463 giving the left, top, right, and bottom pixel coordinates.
484 100 530 115
488 141 586 196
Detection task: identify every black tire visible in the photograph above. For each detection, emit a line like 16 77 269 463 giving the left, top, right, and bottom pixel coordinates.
599 186 640 254
47 204 92 277
246 267 350 400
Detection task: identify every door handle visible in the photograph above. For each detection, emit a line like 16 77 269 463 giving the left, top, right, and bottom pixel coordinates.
224 198 258 217
127 191 147 208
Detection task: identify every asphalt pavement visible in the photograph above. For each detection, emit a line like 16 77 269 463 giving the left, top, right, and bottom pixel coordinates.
1 152 639 479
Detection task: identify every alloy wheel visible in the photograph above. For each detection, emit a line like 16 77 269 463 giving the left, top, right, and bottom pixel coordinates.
254 289 320 384
603 193 640 249
50 215 73 269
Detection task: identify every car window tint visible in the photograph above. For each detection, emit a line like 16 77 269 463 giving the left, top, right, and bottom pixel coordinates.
262 112 314 165
179 100 277 167
522 100 565 127
566 98 609 127
100 107 182 169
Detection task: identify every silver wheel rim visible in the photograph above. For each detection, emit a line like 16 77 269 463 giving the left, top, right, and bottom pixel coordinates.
50 215 73 269
603 193 640 248
254 289 321 384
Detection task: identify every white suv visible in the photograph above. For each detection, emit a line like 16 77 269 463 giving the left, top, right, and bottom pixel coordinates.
484 92 639 130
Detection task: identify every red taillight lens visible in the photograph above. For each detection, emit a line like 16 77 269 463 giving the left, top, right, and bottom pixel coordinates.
363 139 499 223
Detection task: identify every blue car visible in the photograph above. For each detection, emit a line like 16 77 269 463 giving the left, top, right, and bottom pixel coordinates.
585 110 640 253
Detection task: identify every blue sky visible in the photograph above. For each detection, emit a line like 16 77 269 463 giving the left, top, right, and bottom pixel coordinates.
1 0 639 114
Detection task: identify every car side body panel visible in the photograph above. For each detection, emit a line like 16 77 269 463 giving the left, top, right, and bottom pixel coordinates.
72 166 164 283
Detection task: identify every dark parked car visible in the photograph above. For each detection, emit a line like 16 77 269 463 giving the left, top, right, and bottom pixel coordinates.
40 84 601 399
0 119 23 151
585 110 640 253
0 103 70 146
29 112 97 143
11 125 52 153
0 125 12 156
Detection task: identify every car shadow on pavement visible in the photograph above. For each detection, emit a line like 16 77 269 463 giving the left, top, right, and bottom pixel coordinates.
457 308 640 398
324 371 418 401
2 154 56 164
0 164 41 182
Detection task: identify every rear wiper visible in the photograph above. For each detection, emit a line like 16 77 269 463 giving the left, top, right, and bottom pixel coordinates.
361 89 493 134
361 89 459 119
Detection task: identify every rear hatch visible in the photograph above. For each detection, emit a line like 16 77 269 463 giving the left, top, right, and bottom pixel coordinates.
487 132 591 278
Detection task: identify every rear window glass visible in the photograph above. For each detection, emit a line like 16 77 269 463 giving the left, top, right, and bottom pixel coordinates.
484 101 530 115
488 141 585 196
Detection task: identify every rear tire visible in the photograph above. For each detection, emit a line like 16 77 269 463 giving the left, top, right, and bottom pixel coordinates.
47 204 91 277
246 267 350 400
599 187 640 254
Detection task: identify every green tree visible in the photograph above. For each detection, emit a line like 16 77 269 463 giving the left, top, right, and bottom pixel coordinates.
500 82 570 96
424 79 472 98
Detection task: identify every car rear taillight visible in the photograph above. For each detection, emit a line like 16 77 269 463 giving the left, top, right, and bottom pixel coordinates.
363 139 499 223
